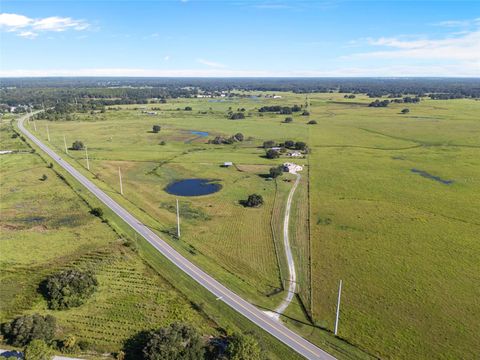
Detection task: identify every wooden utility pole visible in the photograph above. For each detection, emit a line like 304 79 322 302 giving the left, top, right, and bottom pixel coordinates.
334 280 343 336
118 167 123 195
85 146 90 170
176 199 181 238
46 124 50 141
33 120 37 131
63 135 68 154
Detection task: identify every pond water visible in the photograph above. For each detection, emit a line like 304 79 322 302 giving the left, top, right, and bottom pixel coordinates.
165 178 222 196
190 130 209 137
411 168 454 185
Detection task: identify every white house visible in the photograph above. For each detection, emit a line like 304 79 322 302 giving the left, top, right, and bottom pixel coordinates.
223 162 233 167
287 151 302 157
283 162 303 174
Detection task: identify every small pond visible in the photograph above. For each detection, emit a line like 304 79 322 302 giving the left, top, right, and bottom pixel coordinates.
190 130 209 137
411 168 454 185
165 178 222 196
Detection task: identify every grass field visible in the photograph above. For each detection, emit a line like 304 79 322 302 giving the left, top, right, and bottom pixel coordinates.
20 92 480 359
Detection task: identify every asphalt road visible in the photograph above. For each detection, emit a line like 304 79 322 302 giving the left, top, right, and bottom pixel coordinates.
18 114 336 360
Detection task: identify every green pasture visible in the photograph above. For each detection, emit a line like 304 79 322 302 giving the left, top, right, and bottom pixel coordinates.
20 92 480 359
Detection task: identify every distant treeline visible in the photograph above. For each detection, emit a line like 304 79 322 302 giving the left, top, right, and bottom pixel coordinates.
1 77 479 109
258 104 302 114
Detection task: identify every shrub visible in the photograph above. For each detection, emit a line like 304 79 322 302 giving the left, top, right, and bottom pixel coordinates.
301 110 310 116
90 207 103 217
42 269 98 310
401 108 410 114
265 149 280 159
40 174 48 181
152 125 161 133
243 194 264 208
307 120 318 125
24 339 53 360
295 141 307 151
159 140 166 145
2 314 56 346
284 140 295 148
225 333 262 360
284 117 293 123
71 140 84 150
141 323 204 360
184 106 192 111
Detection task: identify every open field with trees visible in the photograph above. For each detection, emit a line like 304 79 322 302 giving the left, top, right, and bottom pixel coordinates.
3 80 479 359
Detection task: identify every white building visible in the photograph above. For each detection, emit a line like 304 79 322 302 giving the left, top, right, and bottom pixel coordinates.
287 151 302 157
283 162 303 174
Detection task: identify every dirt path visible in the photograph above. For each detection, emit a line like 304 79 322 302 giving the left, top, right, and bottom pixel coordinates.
273 173 301 317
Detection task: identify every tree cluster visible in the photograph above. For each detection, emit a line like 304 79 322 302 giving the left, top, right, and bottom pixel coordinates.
2 314 56 347
42 269 98 310
269 166 284 178
152 125 161 133
258 105 302 114
229 112 245 120
71 140 84 150
208 133 244 145
242 194 264 208
368 99 390 107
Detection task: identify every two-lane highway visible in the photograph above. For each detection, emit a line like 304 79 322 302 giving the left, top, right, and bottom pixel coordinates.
18 113 336 360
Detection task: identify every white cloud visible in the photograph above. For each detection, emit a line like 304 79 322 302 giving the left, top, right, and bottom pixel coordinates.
348 30 480 62
0 12 89 38
18 31 38 39
197 58 227 68
1 62 479 78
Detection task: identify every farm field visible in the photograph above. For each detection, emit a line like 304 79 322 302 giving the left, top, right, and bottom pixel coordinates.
21 92 480 359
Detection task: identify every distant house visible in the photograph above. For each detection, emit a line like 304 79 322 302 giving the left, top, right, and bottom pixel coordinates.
283 162 303 174
223 162 233 167
273 95 282 99
287 151 302 157
142 110 157 115
270 147 282 151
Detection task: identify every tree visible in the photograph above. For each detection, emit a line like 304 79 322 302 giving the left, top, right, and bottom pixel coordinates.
24 339 53 360
284 140 295 148
229 112 245 120
152 125 161 133
141 323 204 360
42 269 98 310
2 314 56 346
401 108 410 114
284 117 293 123
184 106 192 111
233 133 244 142
295 141 307 151
243 194 264 208
301 110 310 116
263 140 275 149
71 140 84 150
265 149 279 159
225 333 262 360
269 166 283 178
307 120 318 125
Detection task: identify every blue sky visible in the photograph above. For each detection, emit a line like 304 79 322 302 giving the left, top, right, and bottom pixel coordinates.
1 1 479 77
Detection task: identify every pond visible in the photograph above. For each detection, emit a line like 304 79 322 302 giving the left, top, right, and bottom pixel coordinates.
411 168 454 185
165 178 222 196
190 130 209 137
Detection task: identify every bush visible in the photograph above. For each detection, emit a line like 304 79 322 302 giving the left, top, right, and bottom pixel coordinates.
40 174 48 181
90 207 103 217
42 269 98 310
301 110 310 116
184 106 192 111
284 117 293 123
71 140 84 150
243 194 264 208
152 125 161 133
24 339 53 360
2 314 56 346
401 108 410 114
307 120 318 125
225 333 262 360
141 323 204 360
159 140 166 145
265 149 279 159
295 141 307 151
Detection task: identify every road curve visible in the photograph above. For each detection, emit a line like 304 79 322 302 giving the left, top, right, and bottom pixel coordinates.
18 114 336 360
275 173 301 316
